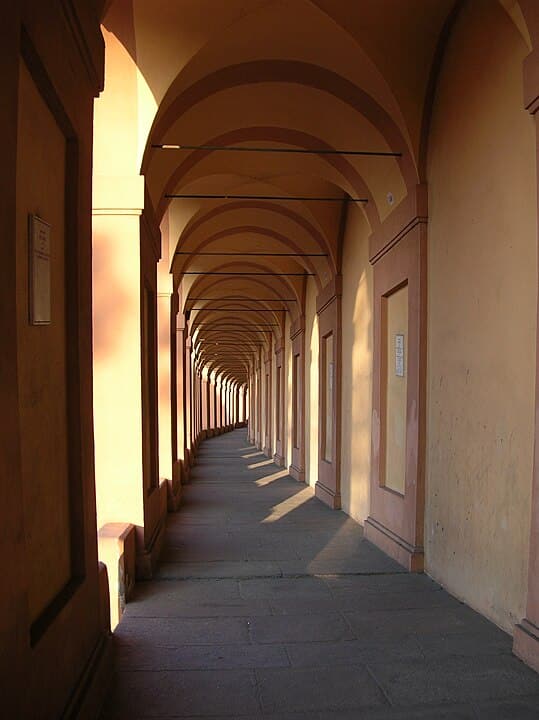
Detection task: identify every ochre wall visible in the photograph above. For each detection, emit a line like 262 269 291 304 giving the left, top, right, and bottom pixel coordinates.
340 206 373 524
426 0 537 632
1 3 108 718
16 60 71 622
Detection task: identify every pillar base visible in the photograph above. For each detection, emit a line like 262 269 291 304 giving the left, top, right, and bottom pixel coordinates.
98 523 136 630
67 633 113 720
263 445 272 458
364 516 424 572
513 619 539 673
289 463 305 483
166 477 182 512
315 480 340 509
135 517 166 580
273 453 285 467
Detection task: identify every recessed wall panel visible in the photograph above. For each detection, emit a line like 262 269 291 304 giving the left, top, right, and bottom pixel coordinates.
383 284 408 494
16 60 70 622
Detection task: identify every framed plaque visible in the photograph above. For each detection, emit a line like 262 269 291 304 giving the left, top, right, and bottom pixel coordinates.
395 333 405 377
29 214 51 325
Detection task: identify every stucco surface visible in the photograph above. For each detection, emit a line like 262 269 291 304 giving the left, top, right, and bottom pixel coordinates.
426 0 537 632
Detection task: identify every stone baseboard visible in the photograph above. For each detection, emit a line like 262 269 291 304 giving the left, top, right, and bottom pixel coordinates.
513 618 539 673
290 463 305 483
364 516 424 572
62 632 113 720
135 517 166 580
315 480 341 509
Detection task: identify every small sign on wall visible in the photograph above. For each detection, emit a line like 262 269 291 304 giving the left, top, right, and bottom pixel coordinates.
29 214 51 325
395 333 405 377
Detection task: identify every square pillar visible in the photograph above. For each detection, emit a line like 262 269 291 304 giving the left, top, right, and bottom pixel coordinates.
514 45 539 672
93 177 166 578
263 348 273 457
273 341 286 465
364 185 427 572
315 278 342 508
157 272 180 511
184 336 193 468
289 317 306 482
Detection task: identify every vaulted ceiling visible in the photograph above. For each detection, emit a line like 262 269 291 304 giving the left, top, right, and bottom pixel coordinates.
96 0 526 386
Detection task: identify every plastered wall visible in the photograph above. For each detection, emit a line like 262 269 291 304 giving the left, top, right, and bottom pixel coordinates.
16 60 71 621
426 0 537 632
340 206 373 524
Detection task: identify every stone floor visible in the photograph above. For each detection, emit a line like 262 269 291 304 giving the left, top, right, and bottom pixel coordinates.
102 429 539 719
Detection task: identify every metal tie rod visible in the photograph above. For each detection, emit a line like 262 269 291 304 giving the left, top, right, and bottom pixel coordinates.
191 308 285 312
153 143 401 158
175 251 328 257
189 296 296 301
167 193 367 203
199 325 278 328
184 271 314 276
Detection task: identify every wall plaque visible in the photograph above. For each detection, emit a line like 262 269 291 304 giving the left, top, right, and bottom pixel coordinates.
395 333 405 377
29 214 51 325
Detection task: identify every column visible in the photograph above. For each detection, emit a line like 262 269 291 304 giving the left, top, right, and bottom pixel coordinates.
93 177 166 577
514 38 539 672
364 184 427 572
157 266 180 511
289 317 306 482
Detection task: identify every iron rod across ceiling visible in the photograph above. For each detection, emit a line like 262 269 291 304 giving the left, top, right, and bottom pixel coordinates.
189 297 296 301
153 143 401 158
184 271 315 276
175 251 328 257
199 330 274 334
166 193 367 203
191 308 285 312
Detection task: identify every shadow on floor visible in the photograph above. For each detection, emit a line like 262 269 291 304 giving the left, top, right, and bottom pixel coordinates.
102 429 539 719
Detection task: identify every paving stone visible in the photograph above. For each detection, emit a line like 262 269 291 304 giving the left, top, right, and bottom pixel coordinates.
240 576 333 600
125 579 242 610
115 641 289 671
473 695 539 718
115 616 249 645
316 704 477 719
334 588 461 613
286 636 424 667
417 629 513 659
367 655 539 706
250 613 354 644
323 572 442 594
103 669 260 717
156 560 282 580
256 665 388 713
344 606 494 640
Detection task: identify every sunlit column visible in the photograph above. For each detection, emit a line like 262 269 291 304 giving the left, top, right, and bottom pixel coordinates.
185 335 192 466
93 178 145 534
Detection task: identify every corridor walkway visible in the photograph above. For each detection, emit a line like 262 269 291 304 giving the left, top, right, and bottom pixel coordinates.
102 430 539 719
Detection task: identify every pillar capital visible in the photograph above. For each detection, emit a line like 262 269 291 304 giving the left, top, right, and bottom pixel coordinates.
92 174 144 216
